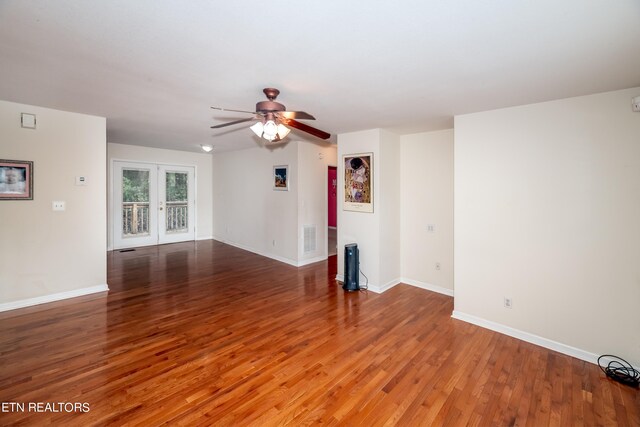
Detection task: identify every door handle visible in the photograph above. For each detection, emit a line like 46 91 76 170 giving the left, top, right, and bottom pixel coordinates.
159 207 163 210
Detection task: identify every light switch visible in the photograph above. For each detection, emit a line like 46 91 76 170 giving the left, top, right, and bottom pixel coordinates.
52 201 65 211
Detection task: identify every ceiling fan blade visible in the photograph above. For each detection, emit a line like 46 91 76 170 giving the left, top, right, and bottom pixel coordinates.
211 106 261 115
277 111 316 120
210 117 256 129
281 118 331 140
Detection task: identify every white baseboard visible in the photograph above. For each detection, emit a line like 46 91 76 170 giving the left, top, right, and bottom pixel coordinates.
213 238 300 267
368 278 401 294
110 237 210 252
333 275 453 297
298 255 328 267
450 310 638 369
332 274 400 293
214 237 328 268
401 278 454 297
0 284 109 313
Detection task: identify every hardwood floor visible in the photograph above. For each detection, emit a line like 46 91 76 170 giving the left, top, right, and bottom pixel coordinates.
0 240 637 426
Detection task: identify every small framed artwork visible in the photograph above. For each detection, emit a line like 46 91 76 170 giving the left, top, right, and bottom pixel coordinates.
344 153 373 212
0 159 33 200
273 165 289 191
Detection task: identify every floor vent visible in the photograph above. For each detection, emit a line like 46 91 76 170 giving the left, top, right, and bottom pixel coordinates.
304 225 317 253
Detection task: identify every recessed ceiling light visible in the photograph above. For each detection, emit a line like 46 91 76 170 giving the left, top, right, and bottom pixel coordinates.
201 144 214 152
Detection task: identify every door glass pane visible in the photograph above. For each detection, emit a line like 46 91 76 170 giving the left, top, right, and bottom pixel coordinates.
122 169 150 237
165 171 188 233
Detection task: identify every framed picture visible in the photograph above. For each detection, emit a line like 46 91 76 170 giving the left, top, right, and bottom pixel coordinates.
273 165 289 191
343 153 373 212
0 159 33 200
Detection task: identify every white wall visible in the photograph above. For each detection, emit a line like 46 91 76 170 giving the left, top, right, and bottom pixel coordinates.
454 87 640 366
378 130 401 287
337 129 401 291
400 129 454 294
107 142 214 249
212 141 337 266
337 130 381 287
212 143 299 265
297 142 337 264
0 100 107 307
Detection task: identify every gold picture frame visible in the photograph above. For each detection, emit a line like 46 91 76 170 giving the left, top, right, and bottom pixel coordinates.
343 153 372 212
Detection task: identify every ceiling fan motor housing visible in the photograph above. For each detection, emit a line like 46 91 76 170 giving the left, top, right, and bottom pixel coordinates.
256 100 286 113
257 88 285 114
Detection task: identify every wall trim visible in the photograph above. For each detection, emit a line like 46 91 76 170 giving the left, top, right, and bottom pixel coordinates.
213 237 300 267
334 276 454 297
333 274 401 294
450 310 638 369
368 278 401 294
0 285 109 313
298 255 328 267
214 237 328 268
401 278 454 297
196 235 214 241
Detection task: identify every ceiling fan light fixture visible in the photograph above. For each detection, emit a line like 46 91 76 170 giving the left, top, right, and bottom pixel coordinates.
262 120 278 141
276 123 290 139
250 121 264 138
212 88 331 142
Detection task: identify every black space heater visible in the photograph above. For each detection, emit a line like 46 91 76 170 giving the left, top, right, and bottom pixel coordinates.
343 243 360 291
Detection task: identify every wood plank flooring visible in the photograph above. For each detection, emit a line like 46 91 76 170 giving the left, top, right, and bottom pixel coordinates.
0 240 638 426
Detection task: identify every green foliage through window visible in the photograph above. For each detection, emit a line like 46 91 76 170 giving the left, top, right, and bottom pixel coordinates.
122 170 149 203
166 172 188 202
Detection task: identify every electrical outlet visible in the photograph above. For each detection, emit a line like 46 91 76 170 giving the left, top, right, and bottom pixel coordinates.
435 262 441 270
504 297 513 309
427 224 436 233
272 240 276 247
52 201 65 211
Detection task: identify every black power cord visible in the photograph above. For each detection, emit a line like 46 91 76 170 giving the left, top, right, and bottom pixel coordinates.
597 354 640 388
359 268 369 291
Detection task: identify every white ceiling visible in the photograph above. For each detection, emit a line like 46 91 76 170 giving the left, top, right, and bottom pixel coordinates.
1 1 639 153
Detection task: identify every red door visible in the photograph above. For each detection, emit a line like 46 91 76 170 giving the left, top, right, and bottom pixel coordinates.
328 166 337 227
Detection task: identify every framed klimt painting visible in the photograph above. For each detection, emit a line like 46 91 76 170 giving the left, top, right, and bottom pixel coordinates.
273 165 289 191
0 160 33 200
343 153 372 212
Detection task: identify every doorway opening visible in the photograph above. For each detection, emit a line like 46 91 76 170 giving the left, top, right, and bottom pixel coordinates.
328 166 337 256
113 161 196 249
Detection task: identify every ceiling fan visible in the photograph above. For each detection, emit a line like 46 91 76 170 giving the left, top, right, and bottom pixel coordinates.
211 88 331 143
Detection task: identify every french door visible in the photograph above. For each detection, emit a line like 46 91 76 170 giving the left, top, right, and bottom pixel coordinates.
113 161 195 249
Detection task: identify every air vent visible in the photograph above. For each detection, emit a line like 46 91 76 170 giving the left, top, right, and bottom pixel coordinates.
303 225 317 253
